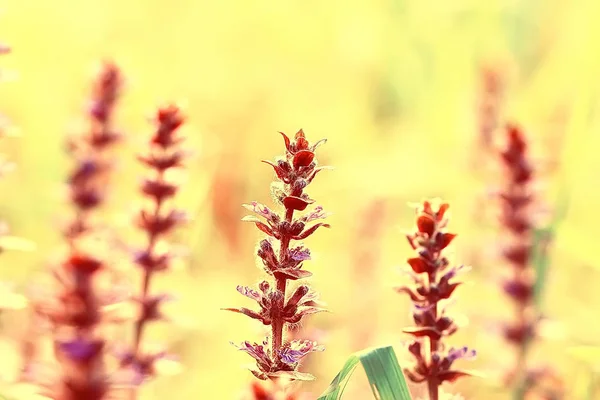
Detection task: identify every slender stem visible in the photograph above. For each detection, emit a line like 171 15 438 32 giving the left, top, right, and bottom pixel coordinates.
129 170 164 400
510 184 533 398
426 245 440 400
512 274 531 399
271 207 295 357
427 379 439 400
427 301 439 400
133 170 164 352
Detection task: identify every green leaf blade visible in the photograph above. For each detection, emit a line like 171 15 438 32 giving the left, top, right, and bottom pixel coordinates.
318 345 412 400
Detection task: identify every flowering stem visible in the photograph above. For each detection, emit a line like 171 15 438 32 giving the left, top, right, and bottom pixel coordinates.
34 61 123 400
427 378 439 400
124 105 186 399
227 130 329 383
428 304 439 400
272 206 295 357
497 124 544 396
133 170 164 353
396 201 476 396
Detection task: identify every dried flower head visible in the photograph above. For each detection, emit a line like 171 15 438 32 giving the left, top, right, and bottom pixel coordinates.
226 130 330 383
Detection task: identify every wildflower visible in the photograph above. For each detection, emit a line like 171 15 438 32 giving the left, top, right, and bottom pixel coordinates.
123 105 187 391
33 62 124 400
226 130 330 383
496 123 563 397
396 200 475 400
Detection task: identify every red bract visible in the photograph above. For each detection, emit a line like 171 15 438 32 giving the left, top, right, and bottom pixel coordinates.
226 130 330 384
395 201 475 400
153 104 185 148
64 254 104 275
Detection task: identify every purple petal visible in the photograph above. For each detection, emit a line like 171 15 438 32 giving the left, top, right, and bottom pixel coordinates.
443 264 471 280
302 206 329 223
278 340 324 365
232 341 263 358
413 303 435 312
56 338 104 362
242 202 279 221
447 346 477 362
289 246 311 261
236 285 262 301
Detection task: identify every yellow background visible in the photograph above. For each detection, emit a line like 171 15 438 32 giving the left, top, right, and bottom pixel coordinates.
0 0 599 398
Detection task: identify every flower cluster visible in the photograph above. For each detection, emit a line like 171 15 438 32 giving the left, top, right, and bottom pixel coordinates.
498 123 538 349
118 105 187 388
497 123 563 398
33 62 123 400
395 201 475 400
234 338 324 381
226 130 329 382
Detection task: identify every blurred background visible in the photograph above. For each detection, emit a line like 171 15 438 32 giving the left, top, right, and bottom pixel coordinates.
0 0 599 398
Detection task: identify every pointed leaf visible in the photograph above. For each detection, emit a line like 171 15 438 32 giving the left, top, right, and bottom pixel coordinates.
437 370 476 383
407 257 428 274
261 160 288 181
402 326 441 340
394 286 423 302
242 220 276 237
438 233 457 250
293 223 330 240
310 138 327 151
276 269 313 280
221 307 266 323
293 150 315 168
283 196 314 211
318 345 412 400
279 131 291 151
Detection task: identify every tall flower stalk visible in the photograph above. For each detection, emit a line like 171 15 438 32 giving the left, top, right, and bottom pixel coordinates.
497 123 563 398
395 200 476 400
498 124 537 377
225 129 330 383
118 105 187 395
34 62 123 400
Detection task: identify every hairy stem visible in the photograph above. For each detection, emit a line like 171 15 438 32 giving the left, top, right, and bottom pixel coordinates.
427 302 439 400
271 207 295 358
133 171 164 353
